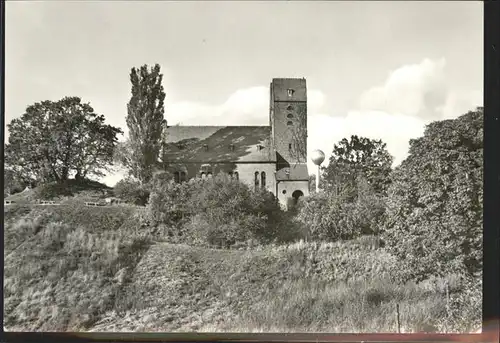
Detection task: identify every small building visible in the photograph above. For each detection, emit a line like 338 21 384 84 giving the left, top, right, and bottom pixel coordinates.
161 78 310 209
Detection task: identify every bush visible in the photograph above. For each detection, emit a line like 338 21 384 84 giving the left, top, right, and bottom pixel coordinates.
296 180 386 242
147 173 292 247
343 179 387 236
34 181 73 200
114 178 150 206
382 108 483 283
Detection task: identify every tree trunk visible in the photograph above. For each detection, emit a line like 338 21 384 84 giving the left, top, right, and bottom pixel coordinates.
61 167 69 182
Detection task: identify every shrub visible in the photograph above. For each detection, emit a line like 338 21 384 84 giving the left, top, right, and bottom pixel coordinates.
114 178 150 206
4 214 46 253
383 108 483 283
295 180 386 242
147 178 195 227
34 181 73 200
343 179 387 236
147 173 291 247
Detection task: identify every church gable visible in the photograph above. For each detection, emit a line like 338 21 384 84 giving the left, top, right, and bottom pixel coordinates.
162 126 276 163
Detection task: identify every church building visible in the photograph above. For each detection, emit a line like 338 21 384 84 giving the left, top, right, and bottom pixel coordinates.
161 78 310 209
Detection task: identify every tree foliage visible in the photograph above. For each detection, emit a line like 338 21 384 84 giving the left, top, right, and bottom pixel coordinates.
296 178 386 242
126 64 167 183
147 173 290 247
114 178 151 206
5 97 122 185
321 135 393 198
383 107 483 283
4 169 26 197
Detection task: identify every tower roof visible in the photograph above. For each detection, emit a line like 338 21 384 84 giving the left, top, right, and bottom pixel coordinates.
162 126 276 163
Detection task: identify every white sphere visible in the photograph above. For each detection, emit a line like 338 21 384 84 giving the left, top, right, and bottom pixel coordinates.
310 149 325 166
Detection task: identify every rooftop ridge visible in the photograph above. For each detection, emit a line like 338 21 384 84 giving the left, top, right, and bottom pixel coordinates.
272 77 306 80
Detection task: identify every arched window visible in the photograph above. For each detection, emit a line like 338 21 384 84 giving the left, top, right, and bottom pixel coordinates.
234 172 239 181
287 113 294 119
286 105 293 111
228 171 233 178
180 171 187 183
261 172 266 189
287 121 293 126
200 164 212 178
254 171 260 191
174 171 180 183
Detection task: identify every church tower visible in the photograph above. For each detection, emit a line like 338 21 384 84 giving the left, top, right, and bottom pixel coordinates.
270 78 310 209
270 78 308 168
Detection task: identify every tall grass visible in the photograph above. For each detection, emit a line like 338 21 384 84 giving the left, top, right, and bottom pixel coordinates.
4 201 480 333
3 203 151 331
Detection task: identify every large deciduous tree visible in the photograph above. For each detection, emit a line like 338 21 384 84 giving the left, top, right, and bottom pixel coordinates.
5 97 122 185
383 107 483 283
321 135 393 198
126 63 167 183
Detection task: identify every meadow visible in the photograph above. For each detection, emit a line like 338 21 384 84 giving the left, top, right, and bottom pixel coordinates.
3 188 481 333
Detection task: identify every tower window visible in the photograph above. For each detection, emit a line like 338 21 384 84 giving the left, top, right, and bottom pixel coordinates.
289 143 292 150
287 89 295 97
234 172 239 180
261 172 266 189
287 113 294 119
174 171 180 183
287 121 293 126
286 105 293 111
254 171 260 191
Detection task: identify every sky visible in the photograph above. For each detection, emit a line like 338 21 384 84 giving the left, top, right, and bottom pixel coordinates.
5 1 483 186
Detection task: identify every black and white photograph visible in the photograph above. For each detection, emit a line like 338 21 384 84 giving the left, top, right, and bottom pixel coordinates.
3 1 484 334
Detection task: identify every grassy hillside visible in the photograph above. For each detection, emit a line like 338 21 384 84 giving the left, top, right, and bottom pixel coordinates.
3 184 480 333
5 179 112 204
88 240 456 333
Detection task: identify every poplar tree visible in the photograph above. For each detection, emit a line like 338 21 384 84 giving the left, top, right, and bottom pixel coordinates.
126 64 167 183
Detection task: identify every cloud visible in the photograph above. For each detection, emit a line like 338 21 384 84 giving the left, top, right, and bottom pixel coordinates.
359 58 448 119
307 111 426 170
305 58 482 173
167 86 328 126
441 89 482 119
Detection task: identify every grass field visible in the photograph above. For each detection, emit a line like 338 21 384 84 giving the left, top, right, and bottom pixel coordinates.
3 186 481 333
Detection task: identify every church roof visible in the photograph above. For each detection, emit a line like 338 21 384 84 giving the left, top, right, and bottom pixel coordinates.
162 126 276 163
